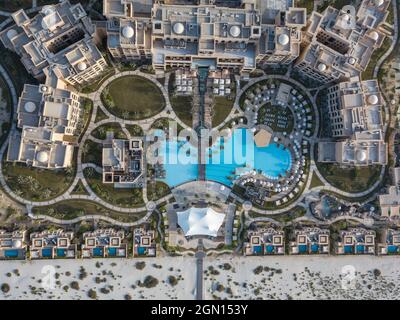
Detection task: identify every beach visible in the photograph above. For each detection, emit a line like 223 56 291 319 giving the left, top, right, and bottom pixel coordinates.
1 255 400 300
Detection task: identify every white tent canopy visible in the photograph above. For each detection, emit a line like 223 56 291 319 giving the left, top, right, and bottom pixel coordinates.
177 207 225 237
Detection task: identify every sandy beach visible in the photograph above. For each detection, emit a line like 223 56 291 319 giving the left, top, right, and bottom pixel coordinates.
204 256 400 300
1 255 400 300
0 257 197 300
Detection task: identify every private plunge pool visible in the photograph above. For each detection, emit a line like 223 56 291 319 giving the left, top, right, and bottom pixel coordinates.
157 128 292 188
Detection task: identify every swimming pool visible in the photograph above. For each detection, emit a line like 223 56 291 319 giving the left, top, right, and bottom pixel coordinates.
158 128 291 188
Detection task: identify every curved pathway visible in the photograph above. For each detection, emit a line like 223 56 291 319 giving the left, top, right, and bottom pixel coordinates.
373 0 398 78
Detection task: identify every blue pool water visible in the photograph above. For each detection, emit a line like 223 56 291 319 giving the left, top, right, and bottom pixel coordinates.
158 128 291 187
253 245 263 254
56 248 66 257
159 139 198 187
311 244 319 253
137 247 146 255
42 248 52 258
4 249 19 258
93 247 104 257
388 245 399 253
344 246 354 254
265 245 274 254
298 244 307 254
108 247 117 256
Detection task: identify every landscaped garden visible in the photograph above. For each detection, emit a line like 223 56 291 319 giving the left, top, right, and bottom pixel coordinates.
84 168 145 208
82 140 102 167
212 96 234 128
316 163 382 193
31 200 147 223
147 181 171 201
2 156 75 201
102 75 165 120
91 122 127 140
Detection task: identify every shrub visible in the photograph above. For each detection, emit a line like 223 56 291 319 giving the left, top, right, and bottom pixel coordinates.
1 283 10 293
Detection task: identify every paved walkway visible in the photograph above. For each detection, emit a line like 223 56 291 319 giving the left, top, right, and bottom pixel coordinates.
373 0 398 78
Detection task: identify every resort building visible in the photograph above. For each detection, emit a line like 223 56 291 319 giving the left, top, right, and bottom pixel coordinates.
7 75 81 169
133 227 156 257
318 78 387 166
103 0 152 61
29 229 76 259
243 223 284 255
257 7 306 65
379 186 400 218
102 0 306 73
150 2 262 74
294 0 390 82
378 229 400 255
102 138 145 188
81 229 127 258
336 228 376 255
289 227 330 254
0 230 27 260
0 1 107 85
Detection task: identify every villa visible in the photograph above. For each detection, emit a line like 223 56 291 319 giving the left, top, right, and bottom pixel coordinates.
7 74 82 169
378 229 400 255
318 78 387 166
244 223 284 256
336 228 376 255
0 230 27 260
294 0 390 82
290 227 330 254
81 229 127 258
102 138 145 187
0 1 107 85
379 186 400 218
29 229 76 259
133 227 157 257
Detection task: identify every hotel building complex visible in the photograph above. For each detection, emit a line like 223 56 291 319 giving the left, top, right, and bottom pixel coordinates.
318 78 387 166
294 0 390 82
0 0 107 85
103 0 306 74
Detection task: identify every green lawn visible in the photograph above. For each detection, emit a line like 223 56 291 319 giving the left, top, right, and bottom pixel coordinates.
32 200 147 222
91 123 127 140
71 180 89 196
94 108 109 123
0 46 37 95
309 172 324 189
212 96 234 128
0 76 12 147
316 163 382 193
295 0 314 13
84 168 145 208
2 157 75 201
82 140 102 167
103 75 165 120
170 95 193 127
125 124 144 137
0 0 33 11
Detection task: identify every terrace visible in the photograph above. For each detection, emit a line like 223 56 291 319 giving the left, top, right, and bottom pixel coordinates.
336 228 376 255
244 223 284 256
378 229 400 255
0 230 27 260
29 229 76 259
133 227 157 257
289 227 329 254
81 229 127 258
